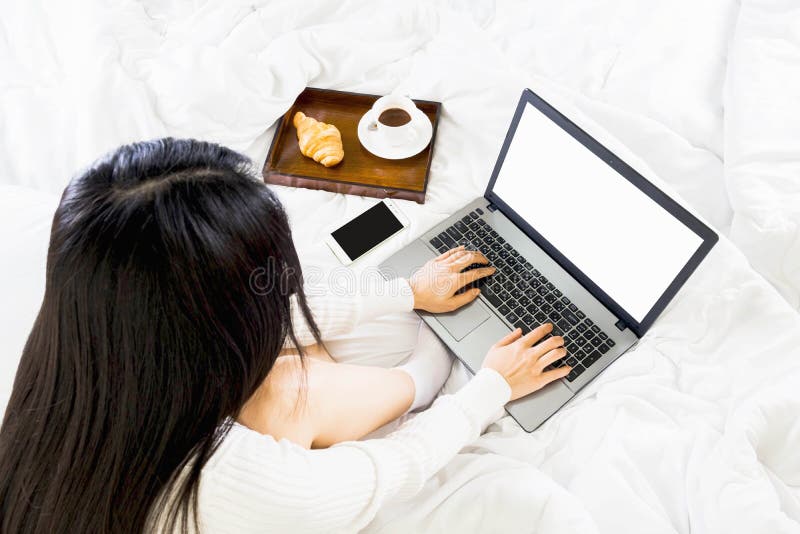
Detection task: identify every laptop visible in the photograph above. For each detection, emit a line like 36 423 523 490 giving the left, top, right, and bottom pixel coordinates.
379 88 718 432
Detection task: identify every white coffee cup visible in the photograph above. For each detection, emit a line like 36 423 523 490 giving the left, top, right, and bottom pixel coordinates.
367 93 420 147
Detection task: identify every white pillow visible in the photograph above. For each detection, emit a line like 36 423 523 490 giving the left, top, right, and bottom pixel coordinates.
0 186 59 414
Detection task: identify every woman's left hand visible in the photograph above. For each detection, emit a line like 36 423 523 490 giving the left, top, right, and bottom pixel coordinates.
409 246 496 313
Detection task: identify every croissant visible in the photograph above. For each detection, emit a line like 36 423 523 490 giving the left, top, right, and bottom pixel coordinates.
293 111 344 167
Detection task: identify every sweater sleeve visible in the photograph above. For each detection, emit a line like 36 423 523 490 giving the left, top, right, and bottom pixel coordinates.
198 368 511 534
285 277 414 348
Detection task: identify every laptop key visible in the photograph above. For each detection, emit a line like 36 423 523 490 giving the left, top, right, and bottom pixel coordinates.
430 236 443 249
562 309 579 325
556 319 571 332
597 343 610 354
534 311 547 323
606 338 616 347
498 304 510 316
566 365 585 382
577 311 586 320
568 303 578 312
583 350 600 366
598 331 607 339
446 227 461 241
482 286 503 308
553 301 565 311
506 312 519 323
439 232 456 248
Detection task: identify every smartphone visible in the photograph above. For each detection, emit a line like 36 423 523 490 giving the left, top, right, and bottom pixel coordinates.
324 200 409 265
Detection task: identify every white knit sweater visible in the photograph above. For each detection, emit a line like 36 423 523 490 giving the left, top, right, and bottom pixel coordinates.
164 278 512 533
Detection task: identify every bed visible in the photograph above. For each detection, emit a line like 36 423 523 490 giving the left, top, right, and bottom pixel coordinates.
2 1 799 532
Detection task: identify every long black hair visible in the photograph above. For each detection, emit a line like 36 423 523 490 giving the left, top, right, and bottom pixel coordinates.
0 138 321 533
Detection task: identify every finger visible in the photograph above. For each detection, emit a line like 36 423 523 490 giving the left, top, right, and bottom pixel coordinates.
529 335 564 358
493 327 522 348
448 251 489 271
535 347 568 369
457 266 496 288
519 322 553 347
442 250 470 265
537 365 572 385
435 246 465 261
445 287 481 311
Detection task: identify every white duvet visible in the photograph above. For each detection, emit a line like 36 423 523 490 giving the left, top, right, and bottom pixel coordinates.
2 1 799 533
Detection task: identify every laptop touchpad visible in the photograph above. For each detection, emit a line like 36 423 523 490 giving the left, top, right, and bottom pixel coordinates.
434 300 490 341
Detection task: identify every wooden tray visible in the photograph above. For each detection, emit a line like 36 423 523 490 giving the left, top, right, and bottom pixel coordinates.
262 87 441 204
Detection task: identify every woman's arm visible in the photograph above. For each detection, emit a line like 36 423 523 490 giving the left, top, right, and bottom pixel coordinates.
237 355 413 448
242 323 454 448
204 368 512 534
221 326 570 533
285 277 414 349
287 246 495 349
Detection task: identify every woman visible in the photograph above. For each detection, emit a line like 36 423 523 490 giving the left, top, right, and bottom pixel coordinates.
0 138 570 533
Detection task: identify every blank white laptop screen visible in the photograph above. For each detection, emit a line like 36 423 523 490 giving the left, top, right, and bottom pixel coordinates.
493 103 703 322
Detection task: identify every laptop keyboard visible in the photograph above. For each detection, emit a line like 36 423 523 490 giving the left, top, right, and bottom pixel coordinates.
429 209 616 383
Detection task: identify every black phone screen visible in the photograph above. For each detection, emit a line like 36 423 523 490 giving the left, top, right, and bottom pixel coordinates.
331 202 404 261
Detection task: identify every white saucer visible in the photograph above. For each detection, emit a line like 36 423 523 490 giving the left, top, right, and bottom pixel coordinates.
357 109 433 160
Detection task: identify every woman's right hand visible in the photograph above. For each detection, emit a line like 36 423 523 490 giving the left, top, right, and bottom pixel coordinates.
481 323 571 401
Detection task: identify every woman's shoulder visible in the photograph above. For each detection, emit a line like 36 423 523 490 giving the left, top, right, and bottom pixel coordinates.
234 355 325 449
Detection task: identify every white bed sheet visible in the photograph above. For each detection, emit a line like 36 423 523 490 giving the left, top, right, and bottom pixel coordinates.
2 1 799 533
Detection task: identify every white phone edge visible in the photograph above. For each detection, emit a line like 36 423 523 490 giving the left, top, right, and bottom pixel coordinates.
323 199 410 266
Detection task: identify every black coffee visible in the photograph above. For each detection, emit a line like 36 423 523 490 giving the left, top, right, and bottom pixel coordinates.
378 108 412 127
